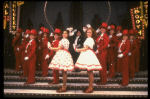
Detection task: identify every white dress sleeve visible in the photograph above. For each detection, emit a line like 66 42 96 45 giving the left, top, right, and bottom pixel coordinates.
83 38 94 49
59 39 70 50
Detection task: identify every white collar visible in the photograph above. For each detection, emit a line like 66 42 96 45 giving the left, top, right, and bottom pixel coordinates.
100 33 104 37
29 39 34 43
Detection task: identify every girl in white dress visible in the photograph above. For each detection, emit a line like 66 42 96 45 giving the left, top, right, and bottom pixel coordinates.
48 31 74 92
74 28 102 93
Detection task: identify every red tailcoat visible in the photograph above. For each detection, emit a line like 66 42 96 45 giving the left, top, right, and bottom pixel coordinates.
25 39 36 83
36 35 42 71
107 35 117 78
96 33 109 84
117 40 130 85
19 37 29 76
49 39 60 83
40 37 49 76
134 38 141 72
128 40 138 78
12 36 22 71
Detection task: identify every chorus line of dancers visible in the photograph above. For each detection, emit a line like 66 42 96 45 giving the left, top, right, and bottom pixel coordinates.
12 22 141 93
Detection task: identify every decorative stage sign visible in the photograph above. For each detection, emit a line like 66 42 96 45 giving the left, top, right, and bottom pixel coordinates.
130 1 148 40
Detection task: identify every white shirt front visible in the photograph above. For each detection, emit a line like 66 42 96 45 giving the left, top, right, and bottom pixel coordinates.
74 36 80 46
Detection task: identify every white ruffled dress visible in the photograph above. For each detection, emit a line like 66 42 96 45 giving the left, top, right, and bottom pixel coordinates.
75 37 102 71
48 38 74 71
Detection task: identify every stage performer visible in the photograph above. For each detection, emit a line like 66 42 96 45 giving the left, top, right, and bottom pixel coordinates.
115 26 123 73
45 28 61 84
24 29 37 84
107 25 117 78
18 29 30 77
36 27 44 71
117 29 130 86
48 30 74 92
74 27 102 93
95 22 109 85
12 28 23 71
72 29 84 72
133 29 141 73
128 29 138 79
39 28 50 77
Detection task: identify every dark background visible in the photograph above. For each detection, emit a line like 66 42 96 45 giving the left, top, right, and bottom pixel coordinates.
3 1 148 71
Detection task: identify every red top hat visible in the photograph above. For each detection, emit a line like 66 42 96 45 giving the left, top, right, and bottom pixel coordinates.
16 28 23 34
122 29 128 35
40 27 44 31
30 29 37 36
110 25 115 30
117 26 122 31
43 28 50 34
53 28 62 35
25 29 31 34
129 29 134 35
99 22 108 29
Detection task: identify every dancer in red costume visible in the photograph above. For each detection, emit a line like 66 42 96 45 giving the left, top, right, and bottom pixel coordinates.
36 27 44 71
107 25 117 78
24 29 37 84
18 29 30 77
117 29 130 86
133 29 141 73
12 28 23 71
39 28 50 77
45 28 61 84
115 26 123 73
95 22 109 85
128 29 138 79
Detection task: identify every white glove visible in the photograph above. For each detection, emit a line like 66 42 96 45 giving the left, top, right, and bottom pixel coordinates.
25 34 29 38
24 57 29 60
38 31 42 35
108 44 110 47
86 24 91 28
95 50 99 54
118 54 124 58
96 28 100 33
83 27 87 32
108 26 111 29
45 54 50 59
47 42 51 49
128 52 132 56
17 47 19 51
109 35 112 39
117 33 122 37
66 27 73 32
50 32 54 37
72 29 77 33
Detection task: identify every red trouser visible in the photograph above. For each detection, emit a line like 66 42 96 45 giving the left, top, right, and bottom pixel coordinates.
15 51 21 71
26 56 36 83
21 51 28 76
53 69 59 83
36 49 42 71
107 51 116 77
97 50 107 84
41 59 48 76
135 49 140 72
129 54 135 78
117 54 129 85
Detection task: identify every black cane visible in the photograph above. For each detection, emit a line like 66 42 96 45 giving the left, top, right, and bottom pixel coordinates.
111 57 118 65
